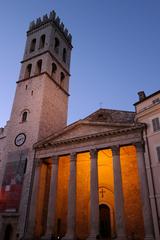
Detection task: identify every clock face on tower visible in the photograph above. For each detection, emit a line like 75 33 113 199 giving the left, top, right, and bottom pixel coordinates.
14 133 26 146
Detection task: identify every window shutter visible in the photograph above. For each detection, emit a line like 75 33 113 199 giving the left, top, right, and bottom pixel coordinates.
152 118 160 132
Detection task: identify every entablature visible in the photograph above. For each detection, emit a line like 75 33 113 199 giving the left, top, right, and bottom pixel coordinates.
35 125 144 159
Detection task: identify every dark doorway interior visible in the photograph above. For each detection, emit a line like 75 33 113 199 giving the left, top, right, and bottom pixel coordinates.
4 224 13 240
99 204 111 239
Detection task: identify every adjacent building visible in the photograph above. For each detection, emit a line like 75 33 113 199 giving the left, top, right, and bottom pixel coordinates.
134 90 160 239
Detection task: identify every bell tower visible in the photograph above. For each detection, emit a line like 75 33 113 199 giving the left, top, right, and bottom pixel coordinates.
0 10 72 239
15 10 72 140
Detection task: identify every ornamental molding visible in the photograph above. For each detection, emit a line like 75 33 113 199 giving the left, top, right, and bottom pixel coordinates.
35 124 144 150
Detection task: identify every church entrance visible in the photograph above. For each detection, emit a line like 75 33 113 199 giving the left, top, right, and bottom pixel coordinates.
99 204 111 239
3 224 13 240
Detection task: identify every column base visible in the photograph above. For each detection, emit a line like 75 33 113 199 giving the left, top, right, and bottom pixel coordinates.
62 233 75 240
23 238 34 240
115 235 127 240
86 233 99 240
41 234 54 240
23 235 35 240
144 236 154 240
23 237 35 240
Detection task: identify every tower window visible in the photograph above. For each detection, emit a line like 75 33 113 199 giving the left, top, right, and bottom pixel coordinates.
54 38 60 54
36 59 42 75
152 118 160 132
156 146 160 162
24 158 28 174
63 48 67 63
52 63 57 76
22 111 28 122
60 72 65 87
39 34 46 49
25 64 32 78
30 38 36 52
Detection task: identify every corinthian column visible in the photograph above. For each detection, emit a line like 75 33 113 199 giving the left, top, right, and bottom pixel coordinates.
62 152 77 240
25 158 42 239
87 149 99 240
41 155 59 240
111 146 126 240
135 142 154 240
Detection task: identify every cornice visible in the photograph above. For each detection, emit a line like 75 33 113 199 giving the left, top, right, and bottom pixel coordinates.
35 124 144 150
17 71 70 97
34 120 137 148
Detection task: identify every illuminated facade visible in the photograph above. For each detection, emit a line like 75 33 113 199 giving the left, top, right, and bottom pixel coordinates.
0 10 160 240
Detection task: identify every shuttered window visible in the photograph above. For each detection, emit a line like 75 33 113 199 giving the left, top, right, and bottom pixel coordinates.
156 147 160 162
152 118 160 132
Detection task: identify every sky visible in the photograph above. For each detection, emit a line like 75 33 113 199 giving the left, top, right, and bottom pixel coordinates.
0 0 160 127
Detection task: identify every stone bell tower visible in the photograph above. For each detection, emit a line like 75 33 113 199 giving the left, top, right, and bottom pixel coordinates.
18 10 72 140
0 10 72 240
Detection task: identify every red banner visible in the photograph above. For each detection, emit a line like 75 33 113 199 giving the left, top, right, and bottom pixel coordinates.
0 159 26 212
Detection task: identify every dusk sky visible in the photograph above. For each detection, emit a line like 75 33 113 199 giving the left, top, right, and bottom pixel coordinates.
0 0 160 127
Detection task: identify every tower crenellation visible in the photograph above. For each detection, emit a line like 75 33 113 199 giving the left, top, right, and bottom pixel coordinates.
18 9 72 99
28 10 72 43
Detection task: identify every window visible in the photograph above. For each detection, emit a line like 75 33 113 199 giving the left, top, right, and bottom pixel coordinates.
60 72 65 86
63 48 67 63
25 64 32 78
153 98 160 104
39 34 46 49
30 39 36 52
51 63 57 76
152 118 160 132
24 158 28 173
54 37 60 53
22 111 27 122
36 59 42 74
156 146 160 162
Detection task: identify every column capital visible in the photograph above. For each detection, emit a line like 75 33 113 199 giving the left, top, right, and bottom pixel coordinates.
111 145 120 156
51 155 58 164
90 149 98 159
70 152 77 162
35 158 43 167
134 142 144 153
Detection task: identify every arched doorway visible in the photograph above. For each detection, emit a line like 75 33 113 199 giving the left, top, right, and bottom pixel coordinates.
4 224 13 240
99 204 111 239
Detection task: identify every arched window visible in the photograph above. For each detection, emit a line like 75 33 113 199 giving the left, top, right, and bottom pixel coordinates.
22 111 28 122
51 63 57 76
36 59 42 75
25 64 32 78
30 38 36 52
63 48 67 63
60 72 65 87
39 34 46 49
54 37 60 54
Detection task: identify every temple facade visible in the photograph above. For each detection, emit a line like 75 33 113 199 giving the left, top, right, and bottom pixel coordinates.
0 10 160 240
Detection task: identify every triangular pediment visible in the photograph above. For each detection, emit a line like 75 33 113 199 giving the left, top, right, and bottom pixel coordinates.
51 121 123 142
35 108 135 147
